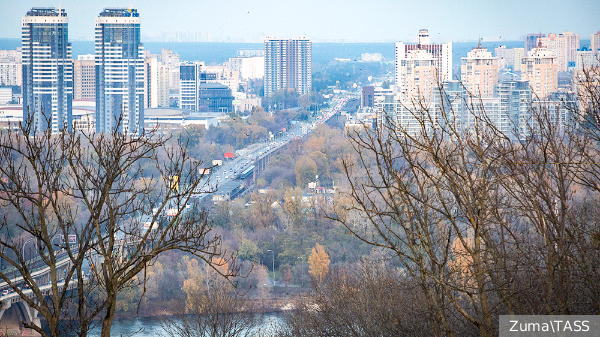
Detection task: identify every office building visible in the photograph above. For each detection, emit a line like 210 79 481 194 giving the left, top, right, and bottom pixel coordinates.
179 62 201 111
197 83 234 113
520 43 558 99
74 59 95 100
395 29 452 88
525 33 545 53
461 43 498 98
361 86 374 107
538 32 580 72
95 8 144 135
0 49 22 87
22 7 73 133
264 36 312 96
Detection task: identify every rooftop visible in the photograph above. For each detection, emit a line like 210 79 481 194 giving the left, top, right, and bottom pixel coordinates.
99 8 139 17
27 7 67 17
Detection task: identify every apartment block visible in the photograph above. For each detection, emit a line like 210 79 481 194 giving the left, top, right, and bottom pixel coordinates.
95 8 144 135
0 49 22 87
520 44 558 99
22 7 73 134
73 59 95 100
395 29 452 88
264 36 312 96
538 32 580 72
461 43 498 98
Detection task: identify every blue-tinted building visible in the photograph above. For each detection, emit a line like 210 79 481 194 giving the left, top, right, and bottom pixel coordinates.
95 8 144 135
22 7 73 134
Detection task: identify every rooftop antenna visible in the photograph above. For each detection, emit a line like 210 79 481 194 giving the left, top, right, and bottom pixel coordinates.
478 36 482 49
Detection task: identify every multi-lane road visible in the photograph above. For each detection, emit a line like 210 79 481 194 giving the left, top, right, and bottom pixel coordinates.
192 96 350 201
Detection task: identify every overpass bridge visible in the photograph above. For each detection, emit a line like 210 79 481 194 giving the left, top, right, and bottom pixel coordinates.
0 238 138 336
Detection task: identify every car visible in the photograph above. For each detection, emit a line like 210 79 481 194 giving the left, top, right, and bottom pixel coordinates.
2 290 8 296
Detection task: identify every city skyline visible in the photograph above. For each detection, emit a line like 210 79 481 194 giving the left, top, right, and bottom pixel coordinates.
0 0 598 43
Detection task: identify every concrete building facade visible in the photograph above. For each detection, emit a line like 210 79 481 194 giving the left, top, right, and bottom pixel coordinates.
264 36 312 96
461 43 498 98
395 29 452 89
0 49 22 87
520 44 558 99
396 49 437 102
538 31 580 72
73 59 95 100
144 56 169 109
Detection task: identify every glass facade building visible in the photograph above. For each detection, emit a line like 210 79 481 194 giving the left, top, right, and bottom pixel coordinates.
95 8 144 135
22 7 73 134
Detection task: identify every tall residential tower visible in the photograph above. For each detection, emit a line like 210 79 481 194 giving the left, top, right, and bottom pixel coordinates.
461 42 498 98
395 29 453 92
22 7 73 133
95 8 144 135
264 36 312 96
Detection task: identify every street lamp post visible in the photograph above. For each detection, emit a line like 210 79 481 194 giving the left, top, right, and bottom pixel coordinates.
297 256 304 288
267 249 275 283
22 237 36 260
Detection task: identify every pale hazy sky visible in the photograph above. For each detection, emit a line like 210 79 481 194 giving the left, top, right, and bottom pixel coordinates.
1 0 598 42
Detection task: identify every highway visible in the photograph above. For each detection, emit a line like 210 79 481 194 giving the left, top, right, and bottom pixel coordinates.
193 96 350 201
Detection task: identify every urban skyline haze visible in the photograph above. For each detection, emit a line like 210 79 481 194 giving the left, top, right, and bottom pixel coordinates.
0 0 598 42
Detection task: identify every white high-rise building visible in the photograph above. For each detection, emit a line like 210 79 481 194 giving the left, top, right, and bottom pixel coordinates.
178 62 202 111
396 49 437 102
264 36 312 96
228 54 265 80
521 44 559 99
461 43 498 98
0 49 22 87
144 56 169 108
592 31 600 53
158 49 179 93
395 29 452 89
22 7 73 134
575 48 600 70
538 32 580 72
95 8 144 135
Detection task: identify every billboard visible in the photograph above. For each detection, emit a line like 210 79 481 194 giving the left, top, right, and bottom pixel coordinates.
212 160 223 166
199 168 210 175
224 152 234 159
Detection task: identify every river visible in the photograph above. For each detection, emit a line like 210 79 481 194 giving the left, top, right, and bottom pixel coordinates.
88 313 285 336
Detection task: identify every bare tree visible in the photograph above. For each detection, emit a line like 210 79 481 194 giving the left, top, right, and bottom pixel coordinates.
162 262 260 337
280 259 435 337
0 112 238 337
333 76 600 336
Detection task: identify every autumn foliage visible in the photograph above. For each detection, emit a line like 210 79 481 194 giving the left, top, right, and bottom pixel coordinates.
308 243 330 282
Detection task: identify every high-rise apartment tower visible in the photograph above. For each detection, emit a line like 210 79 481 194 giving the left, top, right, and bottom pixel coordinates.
22 7 73 133
264 36 312 96
95 8 144 135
